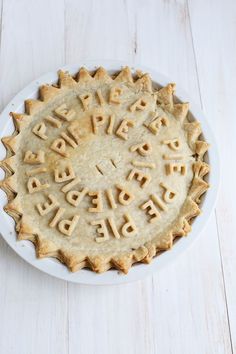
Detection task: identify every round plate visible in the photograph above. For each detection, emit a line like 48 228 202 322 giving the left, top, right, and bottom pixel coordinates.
0 60 220 285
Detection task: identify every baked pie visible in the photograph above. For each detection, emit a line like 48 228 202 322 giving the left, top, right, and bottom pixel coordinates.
0 66 210 273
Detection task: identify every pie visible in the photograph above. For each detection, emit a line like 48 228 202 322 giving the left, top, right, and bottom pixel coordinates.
0 66 210 274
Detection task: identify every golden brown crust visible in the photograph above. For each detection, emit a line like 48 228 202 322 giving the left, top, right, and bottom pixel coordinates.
134 74 152 92
25 99 44 115
39 85 61 102
170 103 189 123
184 121 202 148
0 66 210 274
156 83 176 106
94 67 113 83
114 66 133 83
58 70 77 88
76 67 93 83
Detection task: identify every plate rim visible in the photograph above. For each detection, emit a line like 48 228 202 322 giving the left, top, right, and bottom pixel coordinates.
0 59 220 285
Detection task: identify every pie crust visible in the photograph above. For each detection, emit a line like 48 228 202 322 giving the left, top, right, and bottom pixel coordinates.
0 66 210 273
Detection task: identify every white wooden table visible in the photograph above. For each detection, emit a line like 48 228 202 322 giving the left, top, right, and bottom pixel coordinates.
0 1 235 353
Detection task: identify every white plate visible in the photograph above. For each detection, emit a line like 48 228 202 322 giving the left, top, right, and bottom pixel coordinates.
0 60 220 285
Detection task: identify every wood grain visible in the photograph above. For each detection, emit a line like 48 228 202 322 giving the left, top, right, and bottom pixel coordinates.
0 0 234 353
0 0 65 110
189 0 236 351
0 1 68 354
64 1 232 354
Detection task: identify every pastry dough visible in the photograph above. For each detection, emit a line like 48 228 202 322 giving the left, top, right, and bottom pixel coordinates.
0 66 209 274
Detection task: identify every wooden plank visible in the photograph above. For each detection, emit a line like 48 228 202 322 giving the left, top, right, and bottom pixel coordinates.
68 280 156 354
65 0 133 63
0 0 2 57
65 1 150 352
0 0 233 352
188 0 236 351
131 1 232 352
65 1 232 353
125 0 200 97
0 0 65 110
153 215 231 354
0 1 68 354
